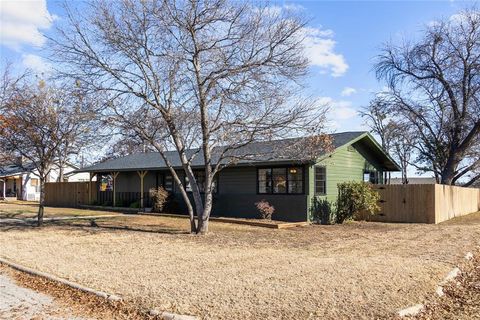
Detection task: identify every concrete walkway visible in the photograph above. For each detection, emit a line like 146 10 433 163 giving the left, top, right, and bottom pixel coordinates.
0 269 87 319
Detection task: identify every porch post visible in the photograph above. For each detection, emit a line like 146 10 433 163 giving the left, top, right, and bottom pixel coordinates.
137 171 148 208
111 172 119 207
88 172 95 204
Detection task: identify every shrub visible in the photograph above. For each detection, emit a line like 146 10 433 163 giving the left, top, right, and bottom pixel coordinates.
310 198 335 225
102 201 112 207
149 187 169 213
336 181 380 224
255 200 275 220
129 201 140 208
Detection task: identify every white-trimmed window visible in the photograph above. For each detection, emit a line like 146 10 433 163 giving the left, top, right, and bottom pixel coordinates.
314 166 326 195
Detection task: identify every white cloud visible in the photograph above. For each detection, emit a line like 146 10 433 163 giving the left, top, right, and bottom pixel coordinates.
303 27 348 77
22 54 51 74
319 96 358 121
0 0 55 49
341 87 357 96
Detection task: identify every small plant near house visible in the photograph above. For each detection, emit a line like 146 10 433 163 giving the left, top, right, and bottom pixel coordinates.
129 201 140 209
336 181 380 224
311 198 336 225
255 200 275 220
149 187 169 213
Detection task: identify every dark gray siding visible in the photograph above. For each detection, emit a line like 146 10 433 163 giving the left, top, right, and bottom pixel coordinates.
111 166 309 221
212 167 308 221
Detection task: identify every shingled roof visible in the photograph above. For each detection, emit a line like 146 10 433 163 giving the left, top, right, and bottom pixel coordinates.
0 162 36 178
78 131 398 172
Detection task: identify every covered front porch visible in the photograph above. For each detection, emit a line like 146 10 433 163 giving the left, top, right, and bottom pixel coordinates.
89 170 175 209
0 175 22 200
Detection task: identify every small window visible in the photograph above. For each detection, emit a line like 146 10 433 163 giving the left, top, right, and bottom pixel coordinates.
363 171 378 184
314 166 326 195
164 174 173 192
258 168 272 194
272 168 287 193
31 178 40 192
185 171 217 193
288 167 303 194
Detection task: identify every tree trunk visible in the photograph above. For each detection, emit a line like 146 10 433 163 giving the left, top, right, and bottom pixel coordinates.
441 150 458 185
197 187 213 234
59 164 64 182
37 176 45 226
440 164 456 185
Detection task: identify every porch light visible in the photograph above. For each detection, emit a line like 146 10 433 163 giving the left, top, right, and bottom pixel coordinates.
289 168 297 174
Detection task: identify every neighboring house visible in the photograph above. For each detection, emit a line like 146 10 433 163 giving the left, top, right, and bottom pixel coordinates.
0 158 90 201
389 177 437 185
77 131 400 221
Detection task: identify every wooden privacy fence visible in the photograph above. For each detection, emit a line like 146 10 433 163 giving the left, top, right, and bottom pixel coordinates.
44 182 95 207
371 184 480 224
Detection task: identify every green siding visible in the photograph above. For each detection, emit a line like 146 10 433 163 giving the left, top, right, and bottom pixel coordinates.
306 143 384 221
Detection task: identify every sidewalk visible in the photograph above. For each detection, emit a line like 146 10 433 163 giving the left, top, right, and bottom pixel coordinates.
0 267 87 319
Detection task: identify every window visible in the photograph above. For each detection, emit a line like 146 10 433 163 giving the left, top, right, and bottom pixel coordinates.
30 178 39 193
364 171 379 184
185 170 217 193
258 168 272 194
288 167 303 194
258 167 303 194
314 166 326 195
164 174 173 192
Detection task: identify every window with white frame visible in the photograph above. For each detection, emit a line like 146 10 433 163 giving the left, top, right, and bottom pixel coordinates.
314 166 326 195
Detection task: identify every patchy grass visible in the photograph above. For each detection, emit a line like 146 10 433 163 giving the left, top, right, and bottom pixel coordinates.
0 204 479 319
0 201 121 219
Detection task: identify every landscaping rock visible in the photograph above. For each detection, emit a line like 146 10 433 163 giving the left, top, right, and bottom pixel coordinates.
398 304 424 317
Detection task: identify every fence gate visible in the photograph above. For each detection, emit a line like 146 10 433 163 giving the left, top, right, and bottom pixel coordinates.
45 182 91 207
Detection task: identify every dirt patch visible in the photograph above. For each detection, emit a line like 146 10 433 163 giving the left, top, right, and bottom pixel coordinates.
1 209 480 319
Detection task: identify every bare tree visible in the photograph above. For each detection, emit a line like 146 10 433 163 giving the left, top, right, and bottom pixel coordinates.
102 134 155 161
375 8 480 186
0 80 99 225
0 64 28 163
50 0 329 234
361 95 414 184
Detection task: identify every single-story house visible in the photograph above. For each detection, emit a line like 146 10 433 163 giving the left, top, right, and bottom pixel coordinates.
76 131 400 221
0 157 90 201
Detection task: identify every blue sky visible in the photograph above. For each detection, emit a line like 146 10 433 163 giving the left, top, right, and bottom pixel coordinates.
0 0 474 133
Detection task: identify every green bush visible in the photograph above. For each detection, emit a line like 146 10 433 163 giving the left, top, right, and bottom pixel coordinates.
336 181 380 224
129 201 140 208
310 198 335 224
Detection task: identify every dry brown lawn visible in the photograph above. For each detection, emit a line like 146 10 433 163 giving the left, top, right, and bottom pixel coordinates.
0 201 120 219
1 204 479 320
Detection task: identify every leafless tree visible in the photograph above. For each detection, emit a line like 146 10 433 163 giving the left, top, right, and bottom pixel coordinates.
0 80 100 225
102 134 155 161
361 95 414 184
375 8 480 186
0 64 28 163
50 0 330 234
